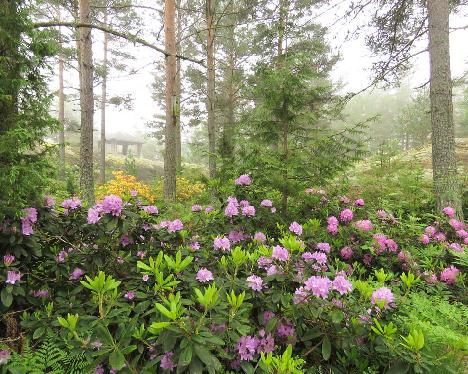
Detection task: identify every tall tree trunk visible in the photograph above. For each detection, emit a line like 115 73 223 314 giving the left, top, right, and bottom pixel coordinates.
221 3 235 161
78 0 95 204
58 52 66 180
206 0 216 178
163 0 177 201
99 8 109 184
175 0 182 170
427 0 463 217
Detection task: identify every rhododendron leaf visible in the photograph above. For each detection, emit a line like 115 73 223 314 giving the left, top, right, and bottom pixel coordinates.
1 288 13 307
109 350 125 370
331 310 344 324
178 345 193 367
301 328 322 342
321 336 331 360
240 361 255 374
188 357 204 374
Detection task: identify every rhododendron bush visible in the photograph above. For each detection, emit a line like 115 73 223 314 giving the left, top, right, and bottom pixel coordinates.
0 177 467 373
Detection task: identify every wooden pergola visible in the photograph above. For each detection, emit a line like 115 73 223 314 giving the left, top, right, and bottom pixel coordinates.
99 137 144 158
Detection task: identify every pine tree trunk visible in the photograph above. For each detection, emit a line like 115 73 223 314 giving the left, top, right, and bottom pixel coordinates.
206 0 216 178
175 0 182 170
427 0 463 218
58 52 66 180
163 0 177 201
99 9 109 184
78 0 95 204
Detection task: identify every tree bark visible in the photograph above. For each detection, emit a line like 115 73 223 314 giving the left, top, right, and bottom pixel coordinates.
175 0 182 170
78 0 95 204
58 52 66 180
99 8 109 184
163 0 177 201
206 0 216 178
427 0 463 217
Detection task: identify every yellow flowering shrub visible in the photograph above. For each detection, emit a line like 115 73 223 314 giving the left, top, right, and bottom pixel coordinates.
96 171 156 202
154 176 205 201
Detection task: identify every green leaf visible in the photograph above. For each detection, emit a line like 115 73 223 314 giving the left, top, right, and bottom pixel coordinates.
321 336 331 361
109 350 126 370
193 345 215 367
387 360 410 374
178 344 193 367
1 287 13 307
33 326 45 339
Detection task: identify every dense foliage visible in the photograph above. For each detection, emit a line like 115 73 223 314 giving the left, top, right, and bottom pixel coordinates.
1 176 466 373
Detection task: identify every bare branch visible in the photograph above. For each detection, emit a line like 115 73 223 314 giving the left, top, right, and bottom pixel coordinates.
34 21 205 66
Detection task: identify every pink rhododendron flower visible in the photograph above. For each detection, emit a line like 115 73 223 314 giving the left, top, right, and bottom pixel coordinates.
327 224 338 235
442 207 456 218
87 208 100 224
354 198 365 206
433 232 446 242
340 195 350 204
420 234 430 245
340 246 353 260
327 216 338 226
354 220 373 232
263 311 275 324
254 232 266 242
190 241 200 250
276 320 295 337
160 351 176 370
257 330 275 354
448 243 463 253
142 274 149 282
44 196 55 207
257 256 272 268
229 230 246 242
266 265 279 276
425 226 437 237
272 246 289 261
101 195 123 216
61 197 82 211
130 189 138 197
32 289 49 298
293 286 309 304
332 275 353 295
260 199 273 207
142 205 159 214
311 251 327 265
69 268 85 281
302 252 313 262
440 266 460 284
371 287 394 308
235 174 252 186
246 275 263 291
340 209 353 222
456 229 468 238
225 197 239 217
191 204 202 212
124 291 135 300
205 205 214 213
120 235 132 247
196 268 214 283
167 219 183 232
237 336 258 361
239 200 250 207
289 221 303 235
316 242 331 253
271 207 276 213
3 254 14 266
6 271 21 284
449 219 466 231
213 236 231 251
304 276 332 299
242 205 256 216
56 250 67 263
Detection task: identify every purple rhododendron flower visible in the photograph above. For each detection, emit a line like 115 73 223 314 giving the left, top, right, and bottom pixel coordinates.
6 271 21 284
266 265 279 276
87 208 100 224
340 246 353 260
3 254 15 266
237 336 258 361
254 232 266 242
289 221 303 235
190 241 200 250
235 174 252 186
425 226 437 237
192 204 202 212
101 195 123 216
69 267 85 281
448 243 463 253
257 256 272 268
44 196 55 208
125 291 135 300
246 275 263 291
205 205 214 213
276 320 295 338
302 252 313 262
442 207 455 218
332 275 353 295
160 351 176 370
449 219 466 231
340 208 353 222
260 199 273 207
257 330 275 354
142 205 159 214
61 197 82 211
56 250 68 263
293 286 309 304
239 200 250 207
167 219 183 232
196 268 214 283
213 236 231 251
225 197 239 217
304 276 332 299
229 230 246 242
272 246 289 261
440 266 460 284
316 242 331 253
354 198 365 206
142 274 149 282
420 234 430 245
371 287 394 308
311 251 327 265
33 289 49 298
0 349 11 365
354 220 373 232
263 311 275 324
242 205 256 216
